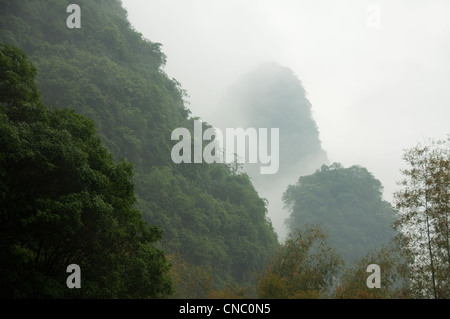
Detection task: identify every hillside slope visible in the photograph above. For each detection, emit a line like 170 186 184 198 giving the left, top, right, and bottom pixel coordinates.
0 0 279 291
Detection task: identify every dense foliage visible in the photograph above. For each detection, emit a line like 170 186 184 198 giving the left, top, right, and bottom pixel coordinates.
3 1 446 300
283 163 396 263
257 224 343 298
334 243 410 299
0 44 172 298
393 137 450 299
0 0 279 292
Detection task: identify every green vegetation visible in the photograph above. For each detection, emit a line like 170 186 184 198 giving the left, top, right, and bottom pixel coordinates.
283 163 396 263
257 224 343 299
334 243 410 299
0 44 172 298
393 137 450 298
0 0 447 300
0 0 279 296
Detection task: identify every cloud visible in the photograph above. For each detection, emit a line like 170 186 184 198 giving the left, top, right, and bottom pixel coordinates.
122 0 450 237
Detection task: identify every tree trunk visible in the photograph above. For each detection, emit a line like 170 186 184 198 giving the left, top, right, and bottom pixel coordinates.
425 193 438 299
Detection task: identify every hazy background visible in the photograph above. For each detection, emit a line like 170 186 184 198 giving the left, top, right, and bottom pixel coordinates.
121 0 450 239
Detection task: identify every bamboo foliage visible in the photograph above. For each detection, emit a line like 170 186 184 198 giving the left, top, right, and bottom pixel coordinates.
394 136 450 299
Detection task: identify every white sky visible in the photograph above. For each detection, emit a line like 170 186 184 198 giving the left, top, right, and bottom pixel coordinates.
121 0 450 209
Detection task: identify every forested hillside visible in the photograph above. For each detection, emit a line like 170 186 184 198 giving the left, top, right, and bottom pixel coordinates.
2 0 447 300
0 44 172 298
283 163 396 263
0 0 279 294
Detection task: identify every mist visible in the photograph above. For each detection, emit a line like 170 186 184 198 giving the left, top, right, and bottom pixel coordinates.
122 0 450 240
213 62 329 239
1 0 448 300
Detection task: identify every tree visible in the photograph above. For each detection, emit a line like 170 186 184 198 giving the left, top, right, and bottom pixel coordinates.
167 253 214 299
0 44 173 298
283 163 396 264
393 136 450 299
257 224 343 298
334 243 411 299
0 1 280 292
0 43 45 122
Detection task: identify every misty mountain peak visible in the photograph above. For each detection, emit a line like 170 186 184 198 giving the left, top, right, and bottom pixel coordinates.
220 62 328 180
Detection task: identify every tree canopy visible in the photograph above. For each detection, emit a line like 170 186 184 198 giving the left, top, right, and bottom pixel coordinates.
283 162 396 264
0 44 172 298
393 137 450 299
257 224 343 298
0 0 279 292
